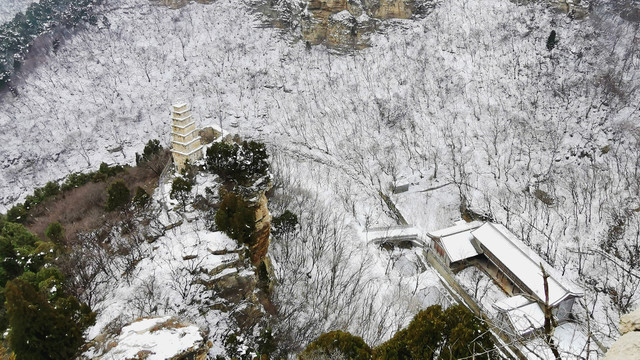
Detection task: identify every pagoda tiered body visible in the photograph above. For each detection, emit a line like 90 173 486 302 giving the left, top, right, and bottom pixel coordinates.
170 101 203 172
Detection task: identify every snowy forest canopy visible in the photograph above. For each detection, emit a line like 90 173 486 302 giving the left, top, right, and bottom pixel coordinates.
0 0 639 358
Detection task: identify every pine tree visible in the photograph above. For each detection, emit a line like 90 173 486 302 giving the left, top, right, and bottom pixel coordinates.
373 304 494 359
142 139 162 161
6 204 28 224
300 330 372 360
0 236 21 287
215 191 256 245
5 279 92 360
546 30 558 51
170 177 193 210
105 180 130 211
206 140 269 185
44 222 65 244
132 186 151 208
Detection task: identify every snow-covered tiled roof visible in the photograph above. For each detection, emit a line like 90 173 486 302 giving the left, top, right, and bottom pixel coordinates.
170 146 203 156
439 230 480 263
172 100 189 109
494 294 534 311
494 295 545 335
427 220 483 238
472 223 583 306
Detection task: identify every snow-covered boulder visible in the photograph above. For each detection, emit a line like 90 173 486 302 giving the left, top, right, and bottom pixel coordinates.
619 307 640 335
605 333 640 360
84 316 210 360
605 307 640 360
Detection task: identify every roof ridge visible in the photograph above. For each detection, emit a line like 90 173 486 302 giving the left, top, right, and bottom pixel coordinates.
484 223 578 300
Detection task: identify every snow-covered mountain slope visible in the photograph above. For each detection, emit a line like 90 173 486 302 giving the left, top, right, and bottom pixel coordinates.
0 0 35 24
1 0 640 353
76 170 259 358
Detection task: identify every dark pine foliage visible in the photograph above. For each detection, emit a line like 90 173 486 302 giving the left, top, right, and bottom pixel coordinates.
132 186 151 208
215 191 256 245
0 221 94 358
137 139 163 164
374 304 495 360
272 210 298 237
105 180 130 211
300 330 373 360
170 176 194 210
6 278 95 360
44 221 65 244
546 30 558 51
206 140 269 185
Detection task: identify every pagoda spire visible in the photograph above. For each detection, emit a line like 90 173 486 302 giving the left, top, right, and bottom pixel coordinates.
170 101 203 171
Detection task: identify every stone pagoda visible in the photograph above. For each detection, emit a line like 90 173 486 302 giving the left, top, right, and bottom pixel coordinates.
170 101 203 172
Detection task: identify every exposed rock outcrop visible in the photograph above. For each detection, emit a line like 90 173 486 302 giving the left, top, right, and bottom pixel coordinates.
548 0 589 19
620 308 640 334
250 190 272 264
605 307 640 359
85 316 210 359
365 0 412 19
301 0 426 48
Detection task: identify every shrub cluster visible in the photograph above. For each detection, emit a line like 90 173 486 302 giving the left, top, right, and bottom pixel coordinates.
6 181 60 223
375 305 495 359
170 176 194 210
132 186 151 208
219 327 276 360
5 162 125 224
272 210 298 237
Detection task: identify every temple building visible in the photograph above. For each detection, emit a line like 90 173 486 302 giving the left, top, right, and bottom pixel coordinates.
428 221 583 336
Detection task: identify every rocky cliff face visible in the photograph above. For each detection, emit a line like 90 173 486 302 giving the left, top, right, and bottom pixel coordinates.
250 190 272 264
365 0 412 19
549 0 589 19
224 171 273 266
301 0 427 49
